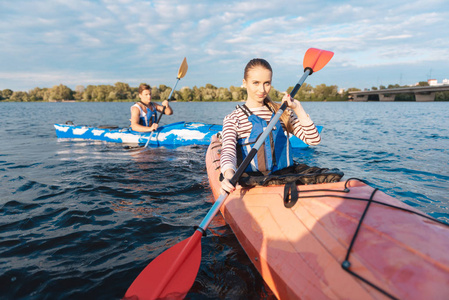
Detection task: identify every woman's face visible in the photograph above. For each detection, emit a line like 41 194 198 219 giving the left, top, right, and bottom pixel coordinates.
139 89 152 104
243 66 272 106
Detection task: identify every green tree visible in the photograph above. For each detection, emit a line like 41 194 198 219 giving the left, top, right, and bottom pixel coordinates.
202 84 218 101
47 84 73 101
114 82 131 100
192 86 202 101
10 91 30 102
180 87 193 101
312 84 338 101
74 85 85 101
158 84 169 94
107 91 117 101
28 87 45 101
172 90 182 101
83 85 95 101
436 91 449 101
151 86 161 100
2 89 13 100
268 88 282 102
229 85 246 101
94 85 114 101
160 88 172 101
217 87 232 101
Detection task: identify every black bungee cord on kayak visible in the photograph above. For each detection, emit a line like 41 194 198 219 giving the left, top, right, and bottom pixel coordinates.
284 177 449 300
210 136 447 299
284 177 448 226
340 185 399 300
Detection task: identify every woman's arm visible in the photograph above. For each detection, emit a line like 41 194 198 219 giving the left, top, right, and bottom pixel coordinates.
282 94 321 145
220 114 239 193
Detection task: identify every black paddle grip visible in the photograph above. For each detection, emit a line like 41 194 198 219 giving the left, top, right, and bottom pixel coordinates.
290 84 301 98
156 106 166 124
230 148 257 187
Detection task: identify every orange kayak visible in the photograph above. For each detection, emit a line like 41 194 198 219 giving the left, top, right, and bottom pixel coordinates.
205 134 449 299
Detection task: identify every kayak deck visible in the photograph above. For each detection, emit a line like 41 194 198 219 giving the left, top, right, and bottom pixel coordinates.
54 121 222 146
205 134 449 299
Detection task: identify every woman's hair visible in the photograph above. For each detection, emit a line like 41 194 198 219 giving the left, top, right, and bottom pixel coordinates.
244 58 272 80
244 59 293 133
138 83 151 94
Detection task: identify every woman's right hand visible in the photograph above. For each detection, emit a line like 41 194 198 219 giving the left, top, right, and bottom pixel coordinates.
282 93 298 108
150 123 159 131
221 169 236 194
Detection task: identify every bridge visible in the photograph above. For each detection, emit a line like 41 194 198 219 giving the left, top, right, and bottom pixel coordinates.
348 85 449 101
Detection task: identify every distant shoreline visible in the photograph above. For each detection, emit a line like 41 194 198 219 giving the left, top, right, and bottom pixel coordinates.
3 99 449 103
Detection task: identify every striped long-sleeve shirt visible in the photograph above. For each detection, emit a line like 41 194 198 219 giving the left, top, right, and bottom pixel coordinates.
220 105 321 175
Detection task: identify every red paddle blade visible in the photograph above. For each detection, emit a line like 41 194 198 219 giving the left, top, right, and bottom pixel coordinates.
303 48 334 73
124 230 202 300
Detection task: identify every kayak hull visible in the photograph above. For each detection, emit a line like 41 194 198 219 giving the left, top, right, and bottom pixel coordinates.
205 134 449 299
54 122 322 148
54 122 222 147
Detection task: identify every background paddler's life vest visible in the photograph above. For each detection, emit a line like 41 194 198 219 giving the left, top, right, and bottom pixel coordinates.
132 102 157 127
236 104 293 174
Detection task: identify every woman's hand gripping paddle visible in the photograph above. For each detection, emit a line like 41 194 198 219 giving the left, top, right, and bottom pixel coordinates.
124 48 334 300
143 57 188 147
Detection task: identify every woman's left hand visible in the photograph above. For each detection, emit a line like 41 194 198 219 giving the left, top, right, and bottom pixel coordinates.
161 100 169 107
282 93 298 109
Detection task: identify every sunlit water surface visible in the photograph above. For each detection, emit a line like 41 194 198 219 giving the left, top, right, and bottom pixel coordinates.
1 101 448 299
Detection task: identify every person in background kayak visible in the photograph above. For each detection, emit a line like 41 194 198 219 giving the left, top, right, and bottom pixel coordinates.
130 83 173 132
220 58 321 193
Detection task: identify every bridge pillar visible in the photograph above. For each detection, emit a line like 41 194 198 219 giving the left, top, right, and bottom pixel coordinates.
414 92 435 102
354 94 368 101
379 93 395 101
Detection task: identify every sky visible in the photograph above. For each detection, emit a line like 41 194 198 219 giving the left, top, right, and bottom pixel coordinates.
1 0 448 92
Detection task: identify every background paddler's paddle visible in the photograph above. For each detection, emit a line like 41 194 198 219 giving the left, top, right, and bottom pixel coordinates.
124 48 334 300
144 57 188 147
156 57 188 124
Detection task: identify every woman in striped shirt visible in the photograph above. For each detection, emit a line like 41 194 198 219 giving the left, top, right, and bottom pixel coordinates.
220 58 321 193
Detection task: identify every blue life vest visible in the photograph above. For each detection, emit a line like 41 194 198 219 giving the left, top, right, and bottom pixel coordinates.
236 104 293 174
132 102 158 127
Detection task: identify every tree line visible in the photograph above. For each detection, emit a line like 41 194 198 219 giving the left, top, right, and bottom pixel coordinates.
2 81 448 102
0 82 349 102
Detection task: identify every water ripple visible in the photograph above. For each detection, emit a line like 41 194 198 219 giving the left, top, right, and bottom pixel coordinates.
1 102 448 299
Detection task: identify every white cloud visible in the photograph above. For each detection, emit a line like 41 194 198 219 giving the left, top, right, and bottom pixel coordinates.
1 0 448 91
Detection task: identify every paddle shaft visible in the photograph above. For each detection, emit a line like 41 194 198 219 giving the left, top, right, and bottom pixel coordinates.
156 77 180 124
198 69 311 232
143 78 180 147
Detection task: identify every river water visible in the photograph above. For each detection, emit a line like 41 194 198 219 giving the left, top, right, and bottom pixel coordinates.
1 101 448 299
